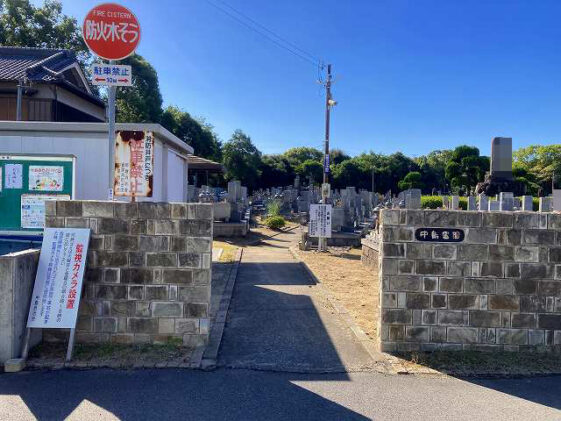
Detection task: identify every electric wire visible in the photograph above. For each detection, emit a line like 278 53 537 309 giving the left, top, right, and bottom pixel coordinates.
203 0 321 68
212 0 321 65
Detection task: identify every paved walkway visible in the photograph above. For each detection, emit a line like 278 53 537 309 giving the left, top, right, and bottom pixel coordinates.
217 230 376 372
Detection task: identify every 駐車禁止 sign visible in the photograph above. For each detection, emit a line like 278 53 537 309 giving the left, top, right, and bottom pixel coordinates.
27 228 91 329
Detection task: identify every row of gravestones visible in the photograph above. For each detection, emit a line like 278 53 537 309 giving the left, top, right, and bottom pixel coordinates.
400 188 560 212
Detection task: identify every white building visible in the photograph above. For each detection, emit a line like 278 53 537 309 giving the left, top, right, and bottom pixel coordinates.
0 121 193 202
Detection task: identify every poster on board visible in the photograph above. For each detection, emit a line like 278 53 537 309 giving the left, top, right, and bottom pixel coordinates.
309 204 332 238
114 130 154 197
21 194 70 229
5 163 23 189
29 166 64 191
27 228 90 329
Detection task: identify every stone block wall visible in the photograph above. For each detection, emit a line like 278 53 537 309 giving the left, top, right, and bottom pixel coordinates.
361 237 379 269
377 209 561 352
45 201 213 347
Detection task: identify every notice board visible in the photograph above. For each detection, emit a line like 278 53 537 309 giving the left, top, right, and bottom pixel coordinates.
0 155 74 231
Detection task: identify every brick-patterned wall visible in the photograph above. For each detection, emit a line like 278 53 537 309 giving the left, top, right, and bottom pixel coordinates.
377 208 561 353
45 201 212 347
361 237 379 269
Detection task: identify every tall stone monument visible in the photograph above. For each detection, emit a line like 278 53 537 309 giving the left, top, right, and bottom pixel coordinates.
476 137 518 196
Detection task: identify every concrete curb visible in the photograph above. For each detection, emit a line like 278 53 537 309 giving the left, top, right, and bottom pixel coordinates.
200 247 244 369
288 246 384 363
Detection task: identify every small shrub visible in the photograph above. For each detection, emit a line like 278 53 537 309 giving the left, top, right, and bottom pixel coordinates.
533 197 539 212
458 197 467 210
264 216 286 230
421 196 443 209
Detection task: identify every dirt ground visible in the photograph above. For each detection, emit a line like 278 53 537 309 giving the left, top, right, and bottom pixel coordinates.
292 246 379 344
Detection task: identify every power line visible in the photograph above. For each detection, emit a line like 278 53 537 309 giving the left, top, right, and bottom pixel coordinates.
203 0 321 68
212 0 321 64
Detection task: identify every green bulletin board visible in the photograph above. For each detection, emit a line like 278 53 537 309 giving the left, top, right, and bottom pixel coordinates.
0 155 74 232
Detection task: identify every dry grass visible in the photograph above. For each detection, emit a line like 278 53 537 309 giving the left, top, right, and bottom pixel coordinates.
293 246 379 343
28 339 191 368
397 350 561 376
212 240 239 263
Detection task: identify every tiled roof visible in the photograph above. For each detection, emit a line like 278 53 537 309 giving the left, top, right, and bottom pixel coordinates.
0 46 104 106
0 46 75 81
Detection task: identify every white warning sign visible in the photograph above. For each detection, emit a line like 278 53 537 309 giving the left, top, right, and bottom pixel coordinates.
309 204 332 238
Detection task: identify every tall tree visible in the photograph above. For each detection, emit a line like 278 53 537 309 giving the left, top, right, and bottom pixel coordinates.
222 130 262 191
116 54 163 123
259 155 294 188
296 159 323 185
514 145 561 193
283 147 322 167
160 106 221 160
0 0 88 60
445 145 488 194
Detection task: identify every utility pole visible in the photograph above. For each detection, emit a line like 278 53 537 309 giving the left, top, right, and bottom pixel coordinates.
318 64 333 252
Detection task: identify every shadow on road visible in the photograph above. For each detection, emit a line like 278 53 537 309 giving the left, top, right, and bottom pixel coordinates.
0 369 369 420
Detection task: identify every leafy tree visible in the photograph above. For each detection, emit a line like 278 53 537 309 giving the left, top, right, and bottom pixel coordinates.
398 171 424 191
330 149 351 165
296 159 323 185
116 54 163 123
160 106 221 161
332 160 366 189
259 154 294 188
283 147 322 167
514 145 561 194
0 0 88 60
445 145 488 194
222 130 262 191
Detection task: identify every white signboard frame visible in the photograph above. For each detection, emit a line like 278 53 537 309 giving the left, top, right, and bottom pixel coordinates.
91 63 133 86
27 228 90 329
309 204 332 238
22 228 90 362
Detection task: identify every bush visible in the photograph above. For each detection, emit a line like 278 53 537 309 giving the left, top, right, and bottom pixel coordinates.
421 196 443 209
264 216 286 230
458 197 467 210
266 199 282 217
533 197 539 212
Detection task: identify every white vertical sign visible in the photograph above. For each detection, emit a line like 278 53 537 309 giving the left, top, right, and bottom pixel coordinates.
309 204 332 238
27 228 90 329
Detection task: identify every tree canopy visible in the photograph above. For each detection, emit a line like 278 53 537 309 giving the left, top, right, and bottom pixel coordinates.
0 0 88 60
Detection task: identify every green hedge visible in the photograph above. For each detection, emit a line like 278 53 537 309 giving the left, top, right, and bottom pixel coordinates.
421 196 443 209
420 196 467 210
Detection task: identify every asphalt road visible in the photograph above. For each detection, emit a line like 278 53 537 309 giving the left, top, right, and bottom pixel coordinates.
1 369 561 420
218 232 375 372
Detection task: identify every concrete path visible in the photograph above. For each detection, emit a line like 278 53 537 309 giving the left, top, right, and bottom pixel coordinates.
2 369 561 420
217 230 376 372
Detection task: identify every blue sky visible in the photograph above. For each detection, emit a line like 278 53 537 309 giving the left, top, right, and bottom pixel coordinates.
51 0 561 157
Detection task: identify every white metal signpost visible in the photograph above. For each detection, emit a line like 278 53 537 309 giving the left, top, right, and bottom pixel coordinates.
309 204 332 238
82 3 141 200
22 228 91 362
91 63 132 87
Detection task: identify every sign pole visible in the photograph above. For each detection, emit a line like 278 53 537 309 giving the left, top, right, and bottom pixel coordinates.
66 328 76 362
108 60 116 200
